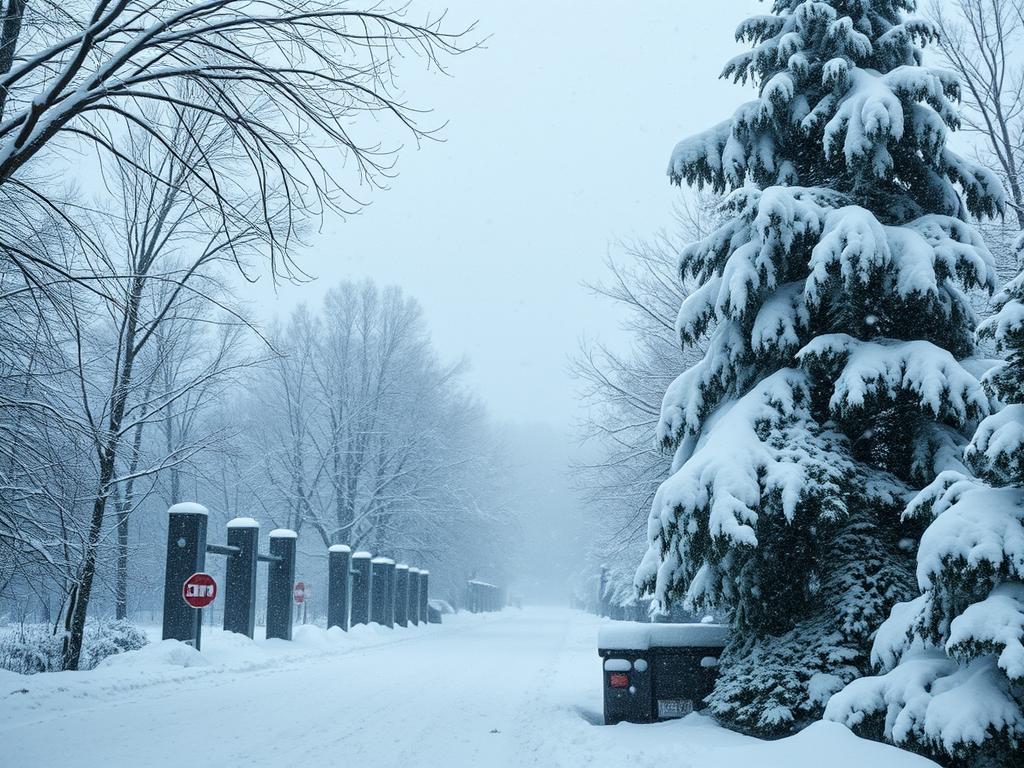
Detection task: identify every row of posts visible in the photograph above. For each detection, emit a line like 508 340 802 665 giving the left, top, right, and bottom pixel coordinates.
467 580 504 613
334 550 429 630
162 505 431 649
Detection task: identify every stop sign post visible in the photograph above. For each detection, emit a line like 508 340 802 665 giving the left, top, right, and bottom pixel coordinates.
294 580 308 625
181 572 217 652
183 572 217 609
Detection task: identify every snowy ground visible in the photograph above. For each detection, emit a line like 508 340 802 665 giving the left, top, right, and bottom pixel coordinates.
1 607 937 768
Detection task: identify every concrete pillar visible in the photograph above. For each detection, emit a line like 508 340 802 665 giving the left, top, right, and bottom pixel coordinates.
395 564 409 628
407 567 420 625
350 552 372 626
327 545 352 631
266 529 297 640
419 570 430 623
223 517 259 638
161 503 209 648
370 557 394 628
387 560 397 627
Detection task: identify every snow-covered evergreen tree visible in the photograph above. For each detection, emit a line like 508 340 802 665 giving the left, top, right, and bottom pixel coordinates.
636 0 1003 735
826 263 1024 764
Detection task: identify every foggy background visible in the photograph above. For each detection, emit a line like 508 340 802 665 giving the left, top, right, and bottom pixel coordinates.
240 1 762 601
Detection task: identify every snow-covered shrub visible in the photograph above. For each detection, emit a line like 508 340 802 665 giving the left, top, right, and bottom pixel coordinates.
0 619 148 674
0 623 63 674
826 270 1024 765
636 0 1002 734
82 619 148 668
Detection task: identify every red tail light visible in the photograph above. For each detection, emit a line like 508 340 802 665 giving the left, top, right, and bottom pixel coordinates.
609 673 629 688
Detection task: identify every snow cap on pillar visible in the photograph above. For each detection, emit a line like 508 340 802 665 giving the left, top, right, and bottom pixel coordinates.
168 502 208 516
396 563 409 570
329 544 352 553
352 551 372 559
269 528 297 539
227 517 259 528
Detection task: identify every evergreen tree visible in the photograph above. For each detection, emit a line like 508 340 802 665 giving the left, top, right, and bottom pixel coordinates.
827 263 1024 764
635 0 1003 735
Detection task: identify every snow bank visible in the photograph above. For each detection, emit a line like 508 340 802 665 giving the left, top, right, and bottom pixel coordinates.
99 639 208 670
0 611 493 727
716 719 938 767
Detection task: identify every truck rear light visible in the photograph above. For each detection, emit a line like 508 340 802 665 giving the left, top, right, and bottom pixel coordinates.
609 673 630 688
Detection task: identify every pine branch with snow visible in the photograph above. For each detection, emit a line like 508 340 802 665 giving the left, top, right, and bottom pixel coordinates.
826 275 1024 765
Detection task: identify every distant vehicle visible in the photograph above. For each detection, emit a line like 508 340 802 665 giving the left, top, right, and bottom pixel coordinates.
428 599 455 615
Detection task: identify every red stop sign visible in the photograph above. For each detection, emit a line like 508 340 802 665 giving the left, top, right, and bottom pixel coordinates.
182 572 217 608
294 581 305 604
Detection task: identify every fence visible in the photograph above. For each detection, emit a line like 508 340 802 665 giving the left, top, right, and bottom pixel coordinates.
160 503 445 650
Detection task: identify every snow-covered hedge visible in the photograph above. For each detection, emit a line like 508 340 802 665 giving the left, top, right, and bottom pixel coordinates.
0 619 148 674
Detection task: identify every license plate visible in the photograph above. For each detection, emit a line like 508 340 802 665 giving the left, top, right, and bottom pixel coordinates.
657 699 693 719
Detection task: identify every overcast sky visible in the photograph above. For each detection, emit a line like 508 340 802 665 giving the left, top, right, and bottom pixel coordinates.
245 1 762 430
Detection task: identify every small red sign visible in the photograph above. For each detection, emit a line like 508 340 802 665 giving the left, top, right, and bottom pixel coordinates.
182 572 217 609
294 581 306 604
609 673 630 689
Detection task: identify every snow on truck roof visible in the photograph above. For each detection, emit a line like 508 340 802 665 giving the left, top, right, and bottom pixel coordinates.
597 622 729 651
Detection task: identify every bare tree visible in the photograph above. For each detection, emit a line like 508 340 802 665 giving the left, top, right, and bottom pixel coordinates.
572 194 720 606
245 279 512 573
930 0 1024 230
55 105 269 668
0 2 472 644
257 305 322 537
0 216 98 632
0 0 470 295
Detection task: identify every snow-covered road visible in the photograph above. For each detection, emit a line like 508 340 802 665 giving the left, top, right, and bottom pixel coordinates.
2 608 937 768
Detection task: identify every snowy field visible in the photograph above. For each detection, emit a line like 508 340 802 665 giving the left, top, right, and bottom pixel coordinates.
1 608 937 768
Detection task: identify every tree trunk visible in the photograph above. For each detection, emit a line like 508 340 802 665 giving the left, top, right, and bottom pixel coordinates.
0 0 26 118
115 487 128 620
115 391 149 621
62 473 113 670
63 275 146 670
